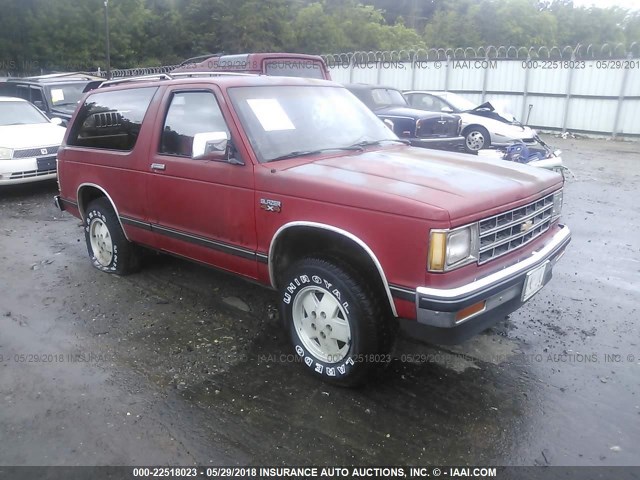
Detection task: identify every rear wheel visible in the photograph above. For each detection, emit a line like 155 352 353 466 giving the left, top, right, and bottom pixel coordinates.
84 198 140 275
279 257 391 387
464 125 490 153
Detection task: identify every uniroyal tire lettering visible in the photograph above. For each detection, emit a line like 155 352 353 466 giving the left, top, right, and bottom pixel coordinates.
342 302 350 314
284 268 358 380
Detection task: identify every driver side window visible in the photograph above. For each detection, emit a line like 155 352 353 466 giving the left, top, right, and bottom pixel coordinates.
160 91 229 157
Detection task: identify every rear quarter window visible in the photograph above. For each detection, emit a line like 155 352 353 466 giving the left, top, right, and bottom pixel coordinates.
67 87 157 151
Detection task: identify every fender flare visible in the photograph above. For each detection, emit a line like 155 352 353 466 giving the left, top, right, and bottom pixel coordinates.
268 221 398 317
76 183 130 241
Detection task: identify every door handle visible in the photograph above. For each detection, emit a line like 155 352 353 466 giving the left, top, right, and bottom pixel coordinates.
151 163 166 171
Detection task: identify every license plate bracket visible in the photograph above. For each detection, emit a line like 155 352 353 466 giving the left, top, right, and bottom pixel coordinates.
37 156 56 172
522 261 549 301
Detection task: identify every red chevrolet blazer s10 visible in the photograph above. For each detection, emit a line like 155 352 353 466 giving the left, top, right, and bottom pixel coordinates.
55 75 570 386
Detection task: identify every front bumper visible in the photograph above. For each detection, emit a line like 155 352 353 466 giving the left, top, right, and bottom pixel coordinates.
0 157 57 185
400 225 571 344
410 136 465 152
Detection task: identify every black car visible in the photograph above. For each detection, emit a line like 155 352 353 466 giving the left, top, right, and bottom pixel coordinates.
344 84 464 152
0 73 103 125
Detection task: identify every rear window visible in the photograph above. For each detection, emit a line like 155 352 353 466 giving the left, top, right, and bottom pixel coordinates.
67 87 157 151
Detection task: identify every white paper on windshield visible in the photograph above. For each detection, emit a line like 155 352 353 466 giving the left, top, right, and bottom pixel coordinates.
51 88 65 103
247 98 295 131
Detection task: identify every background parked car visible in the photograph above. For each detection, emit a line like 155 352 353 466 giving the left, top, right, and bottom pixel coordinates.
345 84 464 152
0 97 65 185
0 72 103 125
404 90 537 154
172 52 331 79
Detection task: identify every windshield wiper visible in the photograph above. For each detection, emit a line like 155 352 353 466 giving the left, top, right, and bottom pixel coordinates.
348 138 410 148
269 146 364 162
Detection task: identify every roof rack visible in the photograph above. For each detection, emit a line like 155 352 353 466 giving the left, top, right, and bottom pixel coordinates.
170 71 256 78
97 71 257 88
99 73 173 88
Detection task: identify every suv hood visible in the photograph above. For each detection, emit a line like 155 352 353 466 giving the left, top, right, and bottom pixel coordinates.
467 102 522 127
0 123 66 149
50 104 76 119
267 146 562 224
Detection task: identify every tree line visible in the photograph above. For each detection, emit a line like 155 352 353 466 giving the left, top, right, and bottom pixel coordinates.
0 0 638 74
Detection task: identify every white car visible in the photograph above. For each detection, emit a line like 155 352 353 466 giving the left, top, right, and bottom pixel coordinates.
404 91 537 153
0 97 66 185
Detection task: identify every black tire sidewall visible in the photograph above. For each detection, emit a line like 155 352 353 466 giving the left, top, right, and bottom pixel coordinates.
84 200 126 274
280 259 378 385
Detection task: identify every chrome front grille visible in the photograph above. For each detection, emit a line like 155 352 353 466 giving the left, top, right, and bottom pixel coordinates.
13 145 59 159
478 193 555 264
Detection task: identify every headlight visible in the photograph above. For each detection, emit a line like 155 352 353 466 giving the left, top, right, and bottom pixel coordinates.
552 189 563 219
0 147 13 160
428 224 478 272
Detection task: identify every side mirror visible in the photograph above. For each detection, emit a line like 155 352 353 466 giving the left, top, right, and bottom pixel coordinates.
192 131 229 160
50 117 64 126
441 107 453 113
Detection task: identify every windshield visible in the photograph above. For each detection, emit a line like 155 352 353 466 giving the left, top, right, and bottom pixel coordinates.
0 101 49 125
369 88 407 109
45 83 86 108
228 85 399 163
438 92 476 111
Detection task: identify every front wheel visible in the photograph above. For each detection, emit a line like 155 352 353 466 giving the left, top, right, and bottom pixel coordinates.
279 258 389 386
84 198 140 275
464 125 490 153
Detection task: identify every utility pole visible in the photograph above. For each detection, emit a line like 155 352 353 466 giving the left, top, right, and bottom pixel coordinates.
104 0 111 79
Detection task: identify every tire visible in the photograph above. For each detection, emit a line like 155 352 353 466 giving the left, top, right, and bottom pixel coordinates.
279 257 390 387
464 125 490 153
84 198 140 275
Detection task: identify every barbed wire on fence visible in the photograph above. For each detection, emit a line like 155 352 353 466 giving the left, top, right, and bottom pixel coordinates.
321 42 640 65
90 64 178 78
4 42 636 78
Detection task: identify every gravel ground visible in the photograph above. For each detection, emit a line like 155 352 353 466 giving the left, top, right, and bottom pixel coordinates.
0 135 638 467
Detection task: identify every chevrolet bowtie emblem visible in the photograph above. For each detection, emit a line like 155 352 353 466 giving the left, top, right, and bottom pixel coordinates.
520 219 534 232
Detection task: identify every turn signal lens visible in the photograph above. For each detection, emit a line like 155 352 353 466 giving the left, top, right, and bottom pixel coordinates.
455 300 486 323
428 231 447 272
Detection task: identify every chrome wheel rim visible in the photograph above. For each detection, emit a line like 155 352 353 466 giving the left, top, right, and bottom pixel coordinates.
89 218 113 266
466 131 485 150
292 286 351 363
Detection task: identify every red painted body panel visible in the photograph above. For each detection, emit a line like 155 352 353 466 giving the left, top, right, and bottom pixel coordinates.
57 76 565 323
